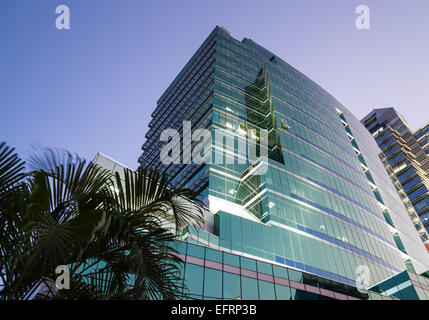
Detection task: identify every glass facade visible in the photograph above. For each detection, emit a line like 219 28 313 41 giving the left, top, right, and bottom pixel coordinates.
137 27 429 299
172 240 397 300
361 108 429 249
370 270 429 300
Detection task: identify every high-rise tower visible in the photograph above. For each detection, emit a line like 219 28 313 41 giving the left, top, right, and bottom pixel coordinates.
362 108 429 250
137 27 429 299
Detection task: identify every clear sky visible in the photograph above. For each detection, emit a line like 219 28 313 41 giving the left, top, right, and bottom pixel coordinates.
1 0 428 169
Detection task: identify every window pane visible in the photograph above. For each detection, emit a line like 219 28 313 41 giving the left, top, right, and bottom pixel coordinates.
204 268 222 298
187 243 205 259
414 197 429 212
257 261 273 275
408 186 427 202
223 272 241 299
258 280 275 300
241 257 256 271
184 264 204 296
224 252 240 267
273 265 289 279
293 289 319 300
289 269 303 282
206 248 222 263
275 284 292 300
241 276 258 299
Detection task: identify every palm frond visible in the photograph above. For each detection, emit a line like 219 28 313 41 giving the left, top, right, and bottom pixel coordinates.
1 145 203 300
0 142 26 194
112 167 204 233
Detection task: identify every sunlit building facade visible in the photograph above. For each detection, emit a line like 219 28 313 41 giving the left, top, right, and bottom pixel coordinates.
136 26 429 299
362 108 429 251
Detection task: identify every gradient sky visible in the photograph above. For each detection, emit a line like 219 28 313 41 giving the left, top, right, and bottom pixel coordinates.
1 0 428 169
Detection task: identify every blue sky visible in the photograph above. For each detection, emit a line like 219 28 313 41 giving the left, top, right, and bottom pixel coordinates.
1 0 428 169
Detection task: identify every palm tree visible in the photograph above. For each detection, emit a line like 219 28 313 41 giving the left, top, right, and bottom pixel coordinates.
0 142 203 300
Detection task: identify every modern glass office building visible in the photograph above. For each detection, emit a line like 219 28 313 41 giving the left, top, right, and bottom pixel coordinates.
369 269 429 300
95 153 394 300
136 26 429 299
362 108 429 250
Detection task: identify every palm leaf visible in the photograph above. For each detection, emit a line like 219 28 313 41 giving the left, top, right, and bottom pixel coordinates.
1 145 204 300
0 142 26 197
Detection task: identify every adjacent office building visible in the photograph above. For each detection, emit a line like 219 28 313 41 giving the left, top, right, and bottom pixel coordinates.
135 26 429 299
361 108 429 251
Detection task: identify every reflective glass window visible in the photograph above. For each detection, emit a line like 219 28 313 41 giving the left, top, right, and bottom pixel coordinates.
241 257 257 271
204 268 223 298
184 264 204 296
241 276 259 299
258 280 275 300
223 272 241 299
187 243 205 259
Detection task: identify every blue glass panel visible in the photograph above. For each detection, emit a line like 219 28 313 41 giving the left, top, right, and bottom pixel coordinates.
258 280 275 300
204 268 223 298
408 186 428 202
414 197 429 213
241 277 259 299
187 243 205 259
275 284 292 300
184 264 204 296
241 257 257 271
403 176 422 192
223 272 241 299
224 252 240 267
257 261 273 275
397 167 416 182
206 248 222 263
